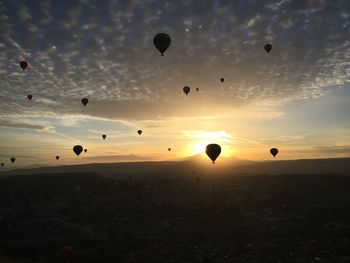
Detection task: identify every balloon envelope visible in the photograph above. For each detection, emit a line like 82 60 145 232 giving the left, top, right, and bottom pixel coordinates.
270 148 278 157
183 86 190 95
10 157 16 163
196 88 199 91
137 130 142 135
27 95 32 100
56 156 59 160
205 144 221 164
168 148 171 151
73 145 83 156
84 149 87 153
264 44 272 53
81 98 88 106
20 61 28 70
153 33 171 56
102 134 106 140
220 78 224 83
1 163 4 167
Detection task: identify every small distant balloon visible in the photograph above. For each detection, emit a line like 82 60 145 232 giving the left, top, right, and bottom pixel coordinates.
27 95 32 100
137 129 142 135
168 148 171 151
84 149 87 153
10 157 16 163
220 78 224 83
73 145 83 156
102 134 106 140
205 144 221 164
56 156 59 160
270 148 278 157
81 98 88 106
196 88 199 91
264 44 272 53
20 61 28 70
62 245 73 257
1 163 4 167
153 33 171 56
183 86 190 95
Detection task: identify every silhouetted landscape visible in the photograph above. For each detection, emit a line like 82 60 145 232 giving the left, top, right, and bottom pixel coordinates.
1 158 350 262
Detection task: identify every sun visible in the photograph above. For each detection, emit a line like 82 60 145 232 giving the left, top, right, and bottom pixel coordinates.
185 131 234 157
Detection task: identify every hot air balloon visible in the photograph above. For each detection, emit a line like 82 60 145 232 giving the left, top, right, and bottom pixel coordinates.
220 78 224 83
196 88 199 91
56 156 59 160
73 145 83 156
168 148 171 151
81 98 88 106
84 149 87 153
20 61 28 70
270 148 278 157
153 33 171 56
62 245 73 257
205 144 221 164
183 86 190 95
1 163 4 167
137 130 142 135
27 95 32 100
10 157 16 163
102 134 106 140
264 44 272 53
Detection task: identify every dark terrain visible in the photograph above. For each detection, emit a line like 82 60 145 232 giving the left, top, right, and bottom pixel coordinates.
0 160 350 262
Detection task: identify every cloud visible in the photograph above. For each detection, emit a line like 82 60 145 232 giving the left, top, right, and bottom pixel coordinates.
0 0 348 122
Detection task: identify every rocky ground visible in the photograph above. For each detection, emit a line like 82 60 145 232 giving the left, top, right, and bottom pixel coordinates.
0 172 349 262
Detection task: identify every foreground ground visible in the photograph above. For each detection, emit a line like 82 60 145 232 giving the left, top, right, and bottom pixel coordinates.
0 172 349 262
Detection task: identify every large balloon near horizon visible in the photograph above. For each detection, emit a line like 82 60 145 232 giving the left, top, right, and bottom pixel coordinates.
153 33 171 56
10 157 16 163
20 61 28 70
81 98 88 106
73 145 83 156
183 86 190 95
264 44 272 53
270 148 278 157
205 144 221 164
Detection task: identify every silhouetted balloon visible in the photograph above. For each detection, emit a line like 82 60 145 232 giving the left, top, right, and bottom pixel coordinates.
264 44 272 53
1 163 4 167
168 148 171 151
84 149 87 153
10 157 16 163
183 86 190 95
81 98 88 106
56 156 59 160
27 95 32 100
205 144 221 164
220 78 224 83
137 130 142 135
102 134 106 140
196 88 199 91
62 245 73 257
73 145 83 156
270 148 278 157
153 33 171 56
20 61 28 70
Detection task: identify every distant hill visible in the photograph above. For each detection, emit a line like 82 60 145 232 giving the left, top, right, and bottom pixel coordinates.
1 157 349 178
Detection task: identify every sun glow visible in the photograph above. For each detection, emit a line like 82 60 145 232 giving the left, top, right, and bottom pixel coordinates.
184 130 234 157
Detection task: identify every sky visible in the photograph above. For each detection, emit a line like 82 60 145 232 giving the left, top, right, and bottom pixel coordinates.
0 0 349 168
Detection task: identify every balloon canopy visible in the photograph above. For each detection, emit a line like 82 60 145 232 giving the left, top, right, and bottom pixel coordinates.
153 33 171 56
205 144 221 164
